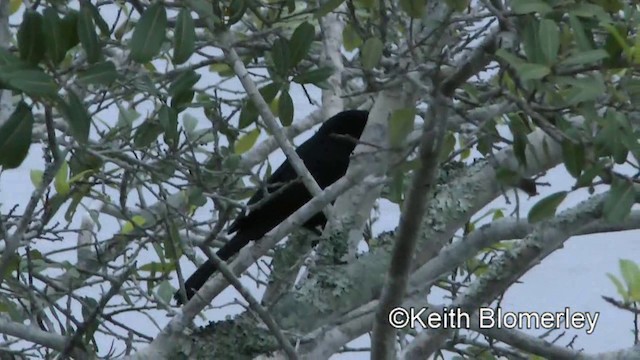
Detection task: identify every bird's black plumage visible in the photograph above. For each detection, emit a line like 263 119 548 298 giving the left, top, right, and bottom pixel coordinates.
175 110 369 304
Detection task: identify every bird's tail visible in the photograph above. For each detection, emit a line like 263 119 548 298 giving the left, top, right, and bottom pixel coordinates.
174 232 251 304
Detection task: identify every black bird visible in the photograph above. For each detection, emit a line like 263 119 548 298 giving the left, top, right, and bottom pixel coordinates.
175 110 369 304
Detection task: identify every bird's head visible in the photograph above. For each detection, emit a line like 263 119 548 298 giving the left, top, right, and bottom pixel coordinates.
317 110 369 140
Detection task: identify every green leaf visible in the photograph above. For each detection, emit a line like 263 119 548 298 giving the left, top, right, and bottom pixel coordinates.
239 101 259 129
173 8 195 65
400 0 426 18
60 11 80 50
361 37 384 70
521 18 543 64
226 0 247 25
562 139 585 178
439 132 456 162
159 105 178 145
516 63 550 81
389 108 416 148
568 15 593 51
292 67 334 84
559 49 609 67
0 102 34 169
0 47 21 66
134 120 164 147
316 0 345 17
139 262 176 273
562 75 606 105
235 129 260 154
5 70 58 97
618 259 640 301
78 61 118 86
130 3 167 63
607 273 628 301
60 9 80 53
59 91 91 144
30 169 43 187
271 38 291 76
10 0 21 15
171 89 193 111
510 0 552 15
78 4 101 64
527 191 567 223
238 83 280 128
342 24 362 52
121 215 147 234
168 70 201 97
290 22 314 67
17 10 45 66
42 7 66 64
164 220 182 260
54 161 70 196
83 1 110 36
259 82 281 104
495 49 525 67
603 178 636 222
538 19 559 63
278 91 294 126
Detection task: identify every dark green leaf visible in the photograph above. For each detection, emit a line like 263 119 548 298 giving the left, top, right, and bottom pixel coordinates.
130 3 167 63
173 8 195 65
0 47 21 66
316 0 345 17
164 220 182 260
562 139 585 178
527 191 567 223
278 91 294 126
511 0 552 14
603 178 636 222
0 102 34 169
290 22 315 67
516 63 550 81
84 2 110 36
59 91 91 143
134 120 164 147
170 89 193 111
389 108 416 148
568 15 593 51
78 4 101 64
538 19 559 63
239 101 259 129
168 69 201 97
18 10 45 66
78 61 118 86
6 70 58 97
495 49 525 67
361 37 383 70
520 17 543 64
292 67 334 84
59 11 80 51
60 10 80 52
43 8 66 64
226 0 247 25
258 82 281 104
559 49 609 67
271 38 291 76
238 83 280 128
400 0 426 18
159 105 178 145
562 75 606 105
